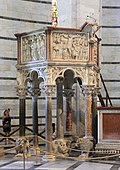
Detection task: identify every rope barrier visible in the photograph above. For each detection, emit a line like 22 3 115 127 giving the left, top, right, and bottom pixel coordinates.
0 134 120 161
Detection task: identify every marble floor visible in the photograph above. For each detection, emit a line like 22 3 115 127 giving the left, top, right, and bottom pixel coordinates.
0 154 120 170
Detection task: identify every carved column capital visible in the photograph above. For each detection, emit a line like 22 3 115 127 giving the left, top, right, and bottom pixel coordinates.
81 85 94 96
42 85 56 97
27 87 41 97
16 86 26 99
63 88 75 98
93 87 101 97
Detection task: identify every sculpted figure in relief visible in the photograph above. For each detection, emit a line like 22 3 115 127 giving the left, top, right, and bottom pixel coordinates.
22 33 46 62
22 38 31 62
52 32 89 61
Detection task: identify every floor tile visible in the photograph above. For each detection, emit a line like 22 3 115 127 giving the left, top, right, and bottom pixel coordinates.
0 161 34 169
74 162 113 170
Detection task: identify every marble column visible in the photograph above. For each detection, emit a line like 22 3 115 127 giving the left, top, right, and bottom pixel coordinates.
46 95 52 152
56 78 64 139
27 71 41 146
29 88 40 145
19 97 26 136
92 88 100 142
17 87 26 137
32 94 38 136
29 88 40 147
63 89 74 134
76 83 80 136
83 87 93 139
92 91 97 141
42 85 55 161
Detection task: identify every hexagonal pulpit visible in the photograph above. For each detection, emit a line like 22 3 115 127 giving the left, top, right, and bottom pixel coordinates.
15 23 101 154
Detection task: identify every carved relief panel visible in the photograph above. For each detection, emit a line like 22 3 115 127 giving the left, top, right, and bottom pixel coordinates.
21 32 46 63
51 31 89 61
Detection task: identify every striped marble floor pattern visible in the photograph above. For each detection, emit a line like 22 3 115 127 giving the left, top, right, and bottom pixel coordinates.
0 158 120 170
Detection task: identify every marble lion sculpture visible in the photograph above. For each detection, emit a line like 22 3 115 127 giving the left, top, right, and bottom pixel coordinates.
15 137 31 157
52 139 69 156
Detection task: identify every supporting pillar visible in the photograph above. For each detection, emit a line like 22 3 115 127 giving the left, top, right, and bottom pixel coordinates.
19 97 26 136
29 89 40 146
27 71 41 146
83 87 93 139
32 95 38 136
42 85 55 161
63 89 74 135
56 78 64 139
92 88 100 142
17 88 26 137
92 92 97 142
76 82 80 136
46 95 52 152
66 97 72 132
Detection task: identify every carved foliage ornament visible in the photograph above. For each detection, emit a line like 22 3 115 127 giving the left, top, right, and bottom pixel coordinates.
21 32 46 63
51 32 89 61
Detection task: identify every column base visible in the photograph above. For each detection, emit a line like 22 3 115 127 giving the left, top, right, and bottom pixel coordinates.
64 131 72 137
42 154 56 162
32 146 41 155
83 135 93 140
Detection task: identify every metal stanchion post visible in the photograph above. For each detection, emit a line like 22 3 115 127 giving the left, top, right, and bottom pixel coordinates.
23 139 26 170
35 135 38 165
34 135 41 166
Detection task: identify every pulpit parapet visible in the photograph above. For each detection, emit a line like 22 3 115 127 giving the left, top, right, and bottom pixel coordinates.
15 25 100 68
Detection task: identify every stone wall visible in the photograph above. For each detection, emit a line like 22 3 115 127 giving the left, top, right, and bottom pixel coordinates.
58 0 101 29
101 0 120 106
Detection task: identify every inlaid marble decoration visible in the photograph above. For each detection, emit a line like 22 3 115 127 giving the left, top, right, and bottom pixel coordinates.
51 31 89 61
94 42 98 65
21 32 46 63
